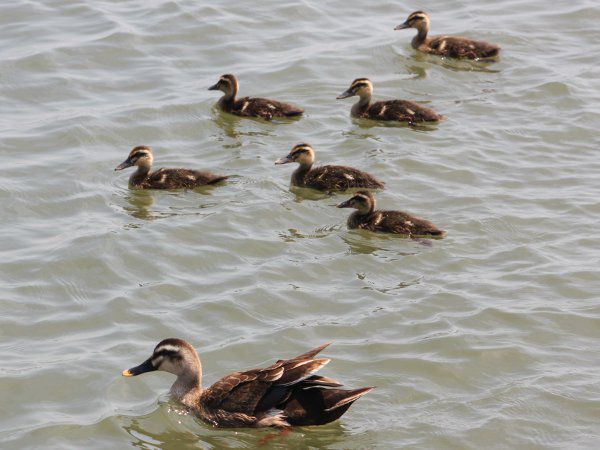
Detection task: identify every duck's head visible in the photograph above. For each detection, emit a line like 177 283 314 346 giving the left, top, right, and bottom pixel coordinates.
115 146 154 171
275 143 316 166
337 190 376 214
395 11 430 31
122 338 200 378
337 78 373 100
208 74 239 96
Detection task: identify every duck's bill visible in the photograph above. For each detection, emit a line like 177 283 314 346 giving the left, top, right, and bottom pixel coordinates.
208 83 219 91
122 357 156 377
275 155 293 165
394 22 410 30
114 160 133 171
336 89 353 100
337 199 353 208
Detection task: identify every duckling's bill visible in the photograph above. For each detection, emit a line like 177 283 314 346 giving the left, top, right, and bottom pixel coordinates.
336 89 353 100
394 21 410 30
115 160 133 171
122 357 156 377
275 155 293 165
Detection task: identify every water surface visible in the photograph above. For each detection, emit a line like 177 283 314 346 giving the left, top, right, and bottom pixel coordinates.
1 0 600 448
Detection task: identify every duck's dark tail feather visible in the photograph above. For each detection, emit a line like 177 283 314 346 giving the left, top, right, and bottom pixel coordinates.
283 385 374 426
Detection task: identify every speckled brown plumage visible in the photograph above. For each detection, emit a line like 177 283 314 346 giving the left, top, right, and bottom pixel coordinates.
275 143 384 191
123 339 373 428
209 74 304 121
395 11 500 60
114 146 227 189
338 191 445 237
337 78 443 123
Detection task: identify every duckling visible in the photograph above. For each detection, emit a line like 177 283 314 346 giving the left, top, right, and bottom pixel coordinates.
395 11 500 60
208 74 304 121
275 143 384 191
337 78 443 123
123 338 373 428
337 191 445 237
114 146 227 189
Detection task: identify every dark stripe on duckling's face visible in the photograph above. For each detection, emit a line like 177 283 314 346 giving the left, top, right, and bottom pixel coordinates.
337 79 372 99
275 144 313 165
209 74 237 93
395 11 428 30
115 147 152 171
337 192 374 211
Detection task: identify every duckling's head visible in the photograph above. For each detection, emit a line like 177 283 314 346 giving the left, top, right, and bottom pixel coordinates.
122 338 200 378
394 11 430 31
337 78 373 100
275 143 316 167
208 74 239 96
337 190 376 214
115 146 154 171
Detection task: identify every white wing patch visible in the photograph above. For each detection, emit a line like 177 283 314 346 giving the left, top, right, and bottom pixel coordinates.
405 220 413 227
343 173 354 180
241 101 249 113
438 40 447 51
405 108 415 115
373 213 383 226
267 104 276 110
379 105 387 116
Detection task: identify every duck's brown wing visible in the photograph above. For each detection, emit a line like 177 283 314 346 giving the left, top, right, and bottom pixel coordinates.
368 210 445 237
368 100 442 122
428 35 500 59
304 165 385 191
233 97 303 120
146 168 227 189
201 344 331 416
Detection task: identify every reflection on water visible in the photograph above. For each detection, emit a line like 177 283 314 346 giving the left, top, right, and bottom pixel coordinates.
124 190 156 221
120 403 353 449
3 0 600 448
348 117 442 132
278 226 340 242
288 186 333 202
121 188 223 221
341 230 422 256
410 51 502 73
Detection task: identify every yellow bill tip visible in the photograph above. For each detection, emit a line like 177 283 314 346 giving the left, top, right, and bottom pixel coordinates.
122 369 133 377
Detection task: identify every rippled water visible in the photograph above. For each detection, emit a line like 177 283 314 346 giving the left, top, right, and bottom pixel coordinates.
1 0 600 448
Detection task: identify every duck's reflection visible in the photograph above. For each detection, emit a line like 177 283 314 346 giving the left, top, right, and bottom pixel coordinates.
410 51 501 73
120 404 353 449
341 231 423 256
123 190 156 221
122 188 220 222
212 107 300 143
